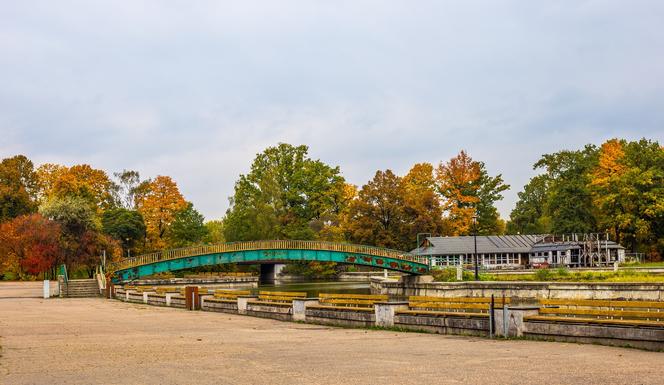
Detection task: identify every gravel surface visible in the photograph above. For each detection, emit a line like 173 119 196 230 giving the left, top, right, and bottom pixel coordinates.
1 282 663 384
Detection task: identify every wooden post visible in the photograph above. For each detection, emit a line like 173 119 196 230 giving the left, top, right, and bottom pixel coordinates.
185 286 199 310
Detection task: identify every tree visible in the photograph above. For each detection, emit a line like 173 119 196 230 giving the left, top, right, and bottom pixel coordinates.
36 163 117 210
0 155 39 222
135 176 187 250
0 214 62 278
224 143 344 241
343 170 408 250
534 145 598 233
202 220 225 244
113 170 142 209
507 175 550 234
436 151 509 235
40 196 103 275
168 202 208 247
401 163 445 245
101 208 146 255
589 139 664 254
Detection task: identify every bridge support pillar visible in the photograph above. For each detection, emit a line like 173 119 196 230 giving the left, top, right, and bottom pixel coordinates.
259 263 286 283
292 298 320 322
375 302 409 328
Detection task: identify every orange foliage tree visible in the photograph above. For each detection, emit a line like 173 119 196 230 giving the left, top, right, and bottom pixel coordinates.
136 176 187 250
435 151 481 235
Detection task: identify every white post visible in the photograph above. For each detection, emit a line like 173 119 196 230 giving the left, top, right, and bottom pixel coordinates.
43 280 50 299
383 269 388 278
456 264 462 281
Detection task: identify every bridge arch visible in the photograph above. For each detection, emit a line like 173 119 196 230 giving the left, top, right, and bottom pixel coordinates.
110 240 430 282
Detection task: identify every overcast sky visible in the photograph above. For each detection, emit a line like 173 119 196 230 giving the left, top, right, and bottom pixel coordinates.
1 1 663 221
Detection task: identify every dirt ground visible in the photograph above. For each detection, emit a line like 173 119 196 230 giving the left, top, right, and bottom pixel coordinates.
1 282 663 385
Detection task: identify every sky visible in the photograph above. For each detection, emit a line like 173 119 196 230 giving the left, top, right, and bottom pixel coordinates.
1 1 663 221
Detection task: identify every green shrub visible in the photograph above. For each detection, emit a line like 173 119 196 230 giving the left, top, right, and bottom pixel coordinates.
535 268 553 281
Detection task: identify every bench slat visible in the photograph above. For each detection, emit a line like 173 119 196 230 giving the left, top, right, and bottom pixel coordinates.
525 315 664 327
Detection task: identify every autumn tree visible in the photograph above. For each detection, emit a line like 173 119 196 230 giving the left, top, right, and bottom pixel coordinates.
343 170 408 250
0 155 39 222
135 176 187 250
401 163 445 244
36 163 117 210
223 143 344 241
0 214 62 278
40 196 104 276
436 151 509 235
589 139 664 254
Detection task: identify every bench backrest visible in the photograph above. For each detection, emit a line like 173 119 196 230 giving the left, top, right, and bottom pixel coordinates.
257 291 307 302
319 293 388 307
155 286 179 294
538 299 664 321
214 289 252 299
408 296 511 313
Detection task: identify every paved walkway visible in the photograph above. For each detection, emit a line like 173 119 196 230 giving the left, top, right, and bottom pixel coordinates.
0 284 662 384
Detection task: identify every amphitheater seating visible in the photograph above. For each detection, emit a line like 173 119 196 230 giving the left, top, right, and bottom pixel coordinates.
307 293 388 312
396 296 511 318
525 299 664 327
247 291 307 307
205 289 252 304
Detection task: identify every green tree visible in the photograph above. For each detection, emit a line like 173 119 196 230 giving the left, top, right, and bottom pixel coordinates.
40 196 103 275
507 175 550 234
224 143 344 241
168 202 208 247
101 208 146 255
202 220 225 244
534 145 599 233
0 155 39 222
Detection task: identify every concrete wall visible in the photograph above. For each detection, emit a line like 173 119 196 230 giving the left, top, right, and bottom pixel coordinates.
371 278 664 301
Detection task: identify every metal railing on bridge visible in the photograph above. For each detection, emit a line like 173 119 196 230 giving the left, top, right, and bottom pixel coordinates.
110 240 429 272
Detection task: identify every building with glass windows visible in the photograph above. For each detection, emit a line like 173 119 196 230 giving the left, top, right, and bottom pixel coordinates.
412 234 625 269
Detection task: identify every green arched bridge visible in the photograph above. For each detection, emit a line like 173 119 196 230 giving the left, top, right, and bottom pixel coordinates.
110 240 430 282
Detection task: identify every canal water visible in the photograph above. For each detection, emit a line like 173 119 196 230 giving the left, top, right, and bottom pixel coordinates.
256 280 370 296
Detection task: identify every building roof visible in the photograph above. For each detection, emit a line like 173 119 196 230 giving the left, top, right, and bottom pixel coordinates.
412 235 542 255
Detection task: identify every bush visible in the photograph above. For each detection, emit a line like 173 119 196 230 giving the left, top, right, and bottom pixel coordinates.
535 268 552 281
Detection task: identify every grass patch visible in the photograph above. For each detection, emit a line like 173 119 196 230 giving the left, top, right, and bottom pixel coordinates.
482 269 664 283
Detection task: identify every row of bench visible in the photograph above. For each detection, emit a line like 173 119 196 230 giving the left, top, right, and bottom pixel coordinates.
113 286 664 350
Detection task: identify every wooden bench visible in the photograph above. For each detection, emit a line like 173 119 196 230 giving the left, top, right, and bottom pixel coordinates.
396 296 511 318
245 291 307 321
394 297 511 336
305 293 388 327
308 294 388 312
247 291 307 307
522 299 664 350
525 299 664 327
206 289 252 304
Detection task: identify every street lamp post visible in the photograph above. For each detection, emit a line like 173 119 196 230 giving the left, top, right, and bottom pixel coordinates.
473 215 479 281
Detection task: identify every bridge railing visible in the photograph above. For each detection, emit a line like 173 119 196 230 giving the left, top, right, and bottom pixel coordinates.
110 240 429 272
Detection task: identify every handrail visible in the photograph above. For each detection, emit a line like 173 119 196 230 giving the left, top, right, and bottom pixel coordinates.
60 264 68 283
110 240 429 272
